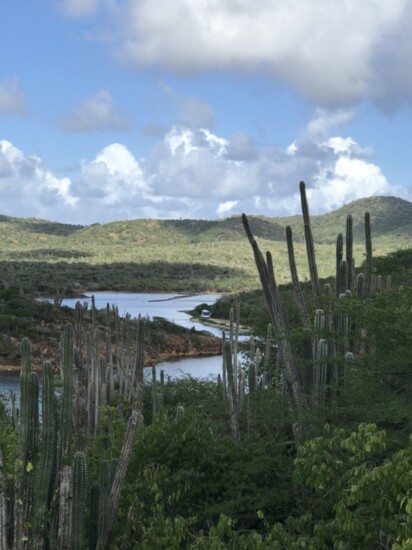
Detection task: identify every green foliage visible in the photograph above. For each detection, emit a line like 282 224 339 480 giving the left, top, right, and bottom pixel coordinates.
0 400 18 476
267 423 412 548
0 196 411 293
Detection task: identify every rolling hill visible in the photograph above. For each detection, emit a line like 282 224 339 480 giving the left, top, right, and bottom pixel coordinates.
0 195 411 293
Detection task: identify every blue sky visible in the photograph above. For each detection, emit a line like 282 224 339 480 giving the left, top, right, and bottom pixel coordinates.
1 0 412 224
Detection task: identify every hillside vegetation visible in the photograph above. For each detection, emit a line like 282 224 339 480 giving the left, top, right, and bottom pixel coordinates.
0 195 411 293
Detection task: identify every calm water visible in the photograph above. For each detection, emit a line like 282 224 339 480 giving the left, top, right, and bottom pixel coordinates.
0 292 225 406
58 292 224 337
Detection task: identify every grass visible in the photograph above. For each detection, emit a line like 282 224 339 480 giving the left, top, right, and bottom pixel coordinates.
0 196 411 294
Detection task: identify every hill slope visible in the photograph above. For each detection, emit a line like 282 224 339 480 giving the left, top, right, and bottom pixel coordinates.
0 195 410 293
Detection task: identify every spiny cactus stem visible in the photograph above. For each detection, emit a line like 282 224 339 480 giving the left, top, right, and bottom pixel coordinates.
72 452 87 550
336 233 343 298
346 215 354 290
365 211 373 292
300 181 322 310
286 225 310 328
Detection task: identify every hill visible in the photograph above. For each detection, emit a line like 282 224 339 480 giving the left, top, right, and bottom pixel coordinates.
0 195 411 293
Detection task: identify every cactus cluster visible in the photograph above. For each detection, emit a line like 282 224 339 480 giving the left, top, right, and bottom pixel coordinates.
0 299 146 549
241 181 385 424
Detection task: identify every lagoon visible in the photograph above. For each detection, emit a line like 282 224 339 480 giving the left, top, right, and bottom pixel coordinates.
0 292 226 405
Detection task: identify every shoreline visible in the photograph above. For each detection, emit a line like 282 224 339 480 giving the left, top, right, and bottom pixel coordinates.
0 349 223 374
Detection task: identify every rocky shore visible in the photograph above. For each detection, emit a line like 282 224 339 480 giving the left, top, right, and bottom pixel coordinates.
0 330 222 373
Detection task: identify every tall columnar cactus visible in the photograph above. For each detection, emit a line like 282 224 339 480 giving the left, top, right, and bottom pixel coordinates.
224 339 240 444
61 324 74 465
88 483 100 550
336 233 343 297
33 362 57 548
242 214 303 409
105 305 114 405
300 181 322 310
133 316 144 395
72 451 87 550
286 225 310 328
313 339 328 405
151 365 159 419
346 215 354 290
356 273 365 298
338 260 348 297
26 371 39 463
262 324 273 386
229 296 240 396
19 337 31 460
365 211 373 293
97 317 145 549
98 460 111 541
74 301 84 354
0 449 7 550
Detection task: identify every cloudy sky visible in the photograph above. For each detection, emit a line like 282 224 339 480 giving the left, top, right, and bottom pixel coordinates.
1 0 412 224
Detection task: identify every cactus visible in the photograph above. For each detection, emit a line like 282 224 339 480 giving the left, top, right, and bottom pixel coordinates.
26 370 39 463
61 324 74 464
346 215 354 290
313 339 328 405
365 211 373 293
72 451 87 550
300 181 322 310
151 365 158 419
98 460 111 541
286 225 310 328
19 337 31 461
224 339 240 444
336 233 343 297
33 362 57 547
0 449 7 550
262 324 273 386
88 483 100 550
242 214 303 408
338 259 348 297
356 273 365 298
96 317 145 549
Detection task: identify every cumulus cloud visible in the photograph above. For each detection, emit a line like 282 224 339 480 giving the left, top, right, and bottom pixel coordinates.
0 140 75 220
144 110 404 218
0 79 26 115
103 0 412 107
0 109 407 223
57 90 131 133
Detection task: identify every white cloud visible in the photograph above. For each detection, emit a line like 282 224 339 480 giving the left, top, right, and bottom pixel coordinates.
0 108 407 223
60 0 101 17
0 79 26 114
72 143 148 206
303 109 354 140
217 200 238 216
57 90 131 133
0 140 76 220
102 0 412 107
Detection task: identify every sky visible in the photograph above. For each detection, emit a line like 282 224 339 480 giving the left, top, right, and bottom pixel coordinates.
1 0 412 225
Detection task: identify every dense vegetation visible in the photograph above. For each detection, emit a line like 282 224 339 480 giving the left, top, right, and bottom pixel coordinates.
1 196 412 294
1 186 412 547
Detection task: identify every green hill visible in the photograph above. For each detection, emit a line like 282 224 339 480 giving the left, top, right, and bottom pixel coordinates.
0 195 411 293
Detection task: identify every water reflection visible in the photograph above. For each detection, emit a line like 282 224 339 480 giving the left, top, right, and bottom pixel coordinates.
59 292 224 337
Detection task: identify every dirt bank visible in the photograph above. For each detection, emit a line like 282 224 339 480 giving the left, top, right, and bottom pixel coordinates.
0 331 222 373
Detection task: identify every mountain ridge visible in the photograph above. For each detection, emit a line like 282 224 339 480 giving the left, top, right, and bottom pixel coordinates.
1 195 411 246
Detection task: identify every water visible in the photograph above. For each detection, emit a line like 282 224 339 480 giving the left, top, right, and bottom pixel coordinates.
0 292 227 404
57 292 224 338
0 371 20 410
154 355 223 381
